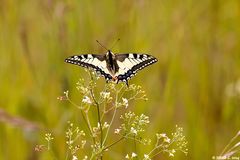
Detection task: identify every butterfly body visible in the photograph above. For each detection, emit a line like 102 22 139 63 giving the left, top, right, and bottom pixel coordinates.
105 50 119 77
65 50 157 85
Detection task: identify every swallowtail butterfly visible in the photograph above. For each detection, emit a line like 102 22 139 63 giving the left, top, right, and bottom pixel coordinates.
65 50 157 86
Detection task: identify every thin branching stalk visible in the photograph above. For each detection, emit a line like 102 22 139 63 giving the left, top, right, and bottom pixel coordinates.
102 100 118 145
103 136 125 151
80 110 96 144
102 85 125 145
88 72 103 160
150 150 164 159
147 141 164 157
66 96 96 144
90 89 103 147
103 132 134 151
220 130 240 156
134 135 137 155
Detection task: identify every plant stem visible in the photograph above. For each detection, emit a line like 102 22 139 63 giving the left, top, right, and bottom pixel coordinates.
80 110 96 144
96 102 103 147
150 150 164 159
134 135 137 155
90 89 103 147
103 84 125 145
103 137 125 151
220 130 240 156
102 98 118 145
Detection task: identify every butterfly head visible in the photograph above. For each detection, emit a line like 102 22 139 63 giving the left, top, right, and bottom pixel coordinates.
106 50 113 56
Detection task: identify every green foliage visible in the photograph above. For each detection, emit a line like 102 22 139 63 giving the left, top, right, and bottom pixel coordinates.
37 72 188 159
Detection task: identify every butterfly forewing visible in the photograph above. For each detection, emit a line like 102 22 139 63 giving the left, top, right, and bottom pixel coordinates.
115 53 157 82
65 54 113 80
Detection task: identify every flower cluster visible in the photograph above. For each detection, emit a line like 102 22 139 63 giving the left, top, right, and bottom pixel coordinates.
45 71 189 159
100 91 112 102
126 84 148 101
66 122 86 157
34 133 54 152
92 122 109 137
76 78 89 95
171 125 188 155
119 111 150 136
115 111 151 145
142 125 188 159
45 133 54 150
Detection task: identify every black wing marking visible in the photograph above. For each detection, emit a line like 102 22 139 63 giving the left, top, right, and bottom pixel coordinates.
115 53 158 83
65 54 113 81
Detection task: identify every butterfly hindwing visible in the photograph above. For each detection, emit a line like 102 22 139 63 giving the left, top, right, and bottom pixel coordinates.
115 53 158 82
65 54 113 81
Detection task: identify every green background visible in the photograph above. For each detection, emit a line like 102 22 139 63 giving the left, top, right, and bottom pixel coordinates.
0 0 240 159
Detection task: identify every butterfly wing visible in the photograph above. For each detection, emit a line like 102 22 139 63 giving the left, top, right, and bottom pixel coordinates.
115 53 158 83
65 54 113 81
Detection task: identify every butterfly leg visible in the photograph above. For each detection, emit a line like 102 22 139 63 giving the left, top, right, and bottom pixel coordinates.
125 80 129 87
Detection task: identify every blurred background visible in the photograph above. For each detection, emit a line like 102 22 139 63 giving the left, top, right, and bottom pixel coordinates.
0 0 240 159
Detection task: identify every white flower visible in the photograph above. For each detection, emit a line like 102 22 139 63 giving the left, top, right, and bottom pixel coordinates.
64 90 69 97
125 154 130 159
143 154 151 160
130 127 137 135
82 96 92 104
103 122 109 129
169 152 174 157
164 137 171 143
156 133 166 139
131 152 137 158
160 133 166 137
114 128 121 134
72 155 78 160
122 98 128 108
100 92 110 99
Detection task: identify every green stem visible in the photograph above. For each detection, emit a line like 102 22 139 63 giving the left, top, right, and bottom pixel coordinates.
88 72 104 160
90 89 103 148
220 131 240 156
103 136 125 151
103 105 117 145
134 135 137 155
102 84 126 146
80 110 96 144
96 101 103 147
150 150 164 159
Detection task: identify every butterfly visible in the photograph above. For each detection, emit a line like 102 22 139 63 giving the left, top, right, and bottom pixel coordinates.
65 50 157 86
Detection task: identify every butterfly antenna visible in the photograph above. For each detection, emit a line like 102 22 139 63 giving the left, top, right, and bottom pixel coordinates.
96 40 108 51
110 38 120 50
